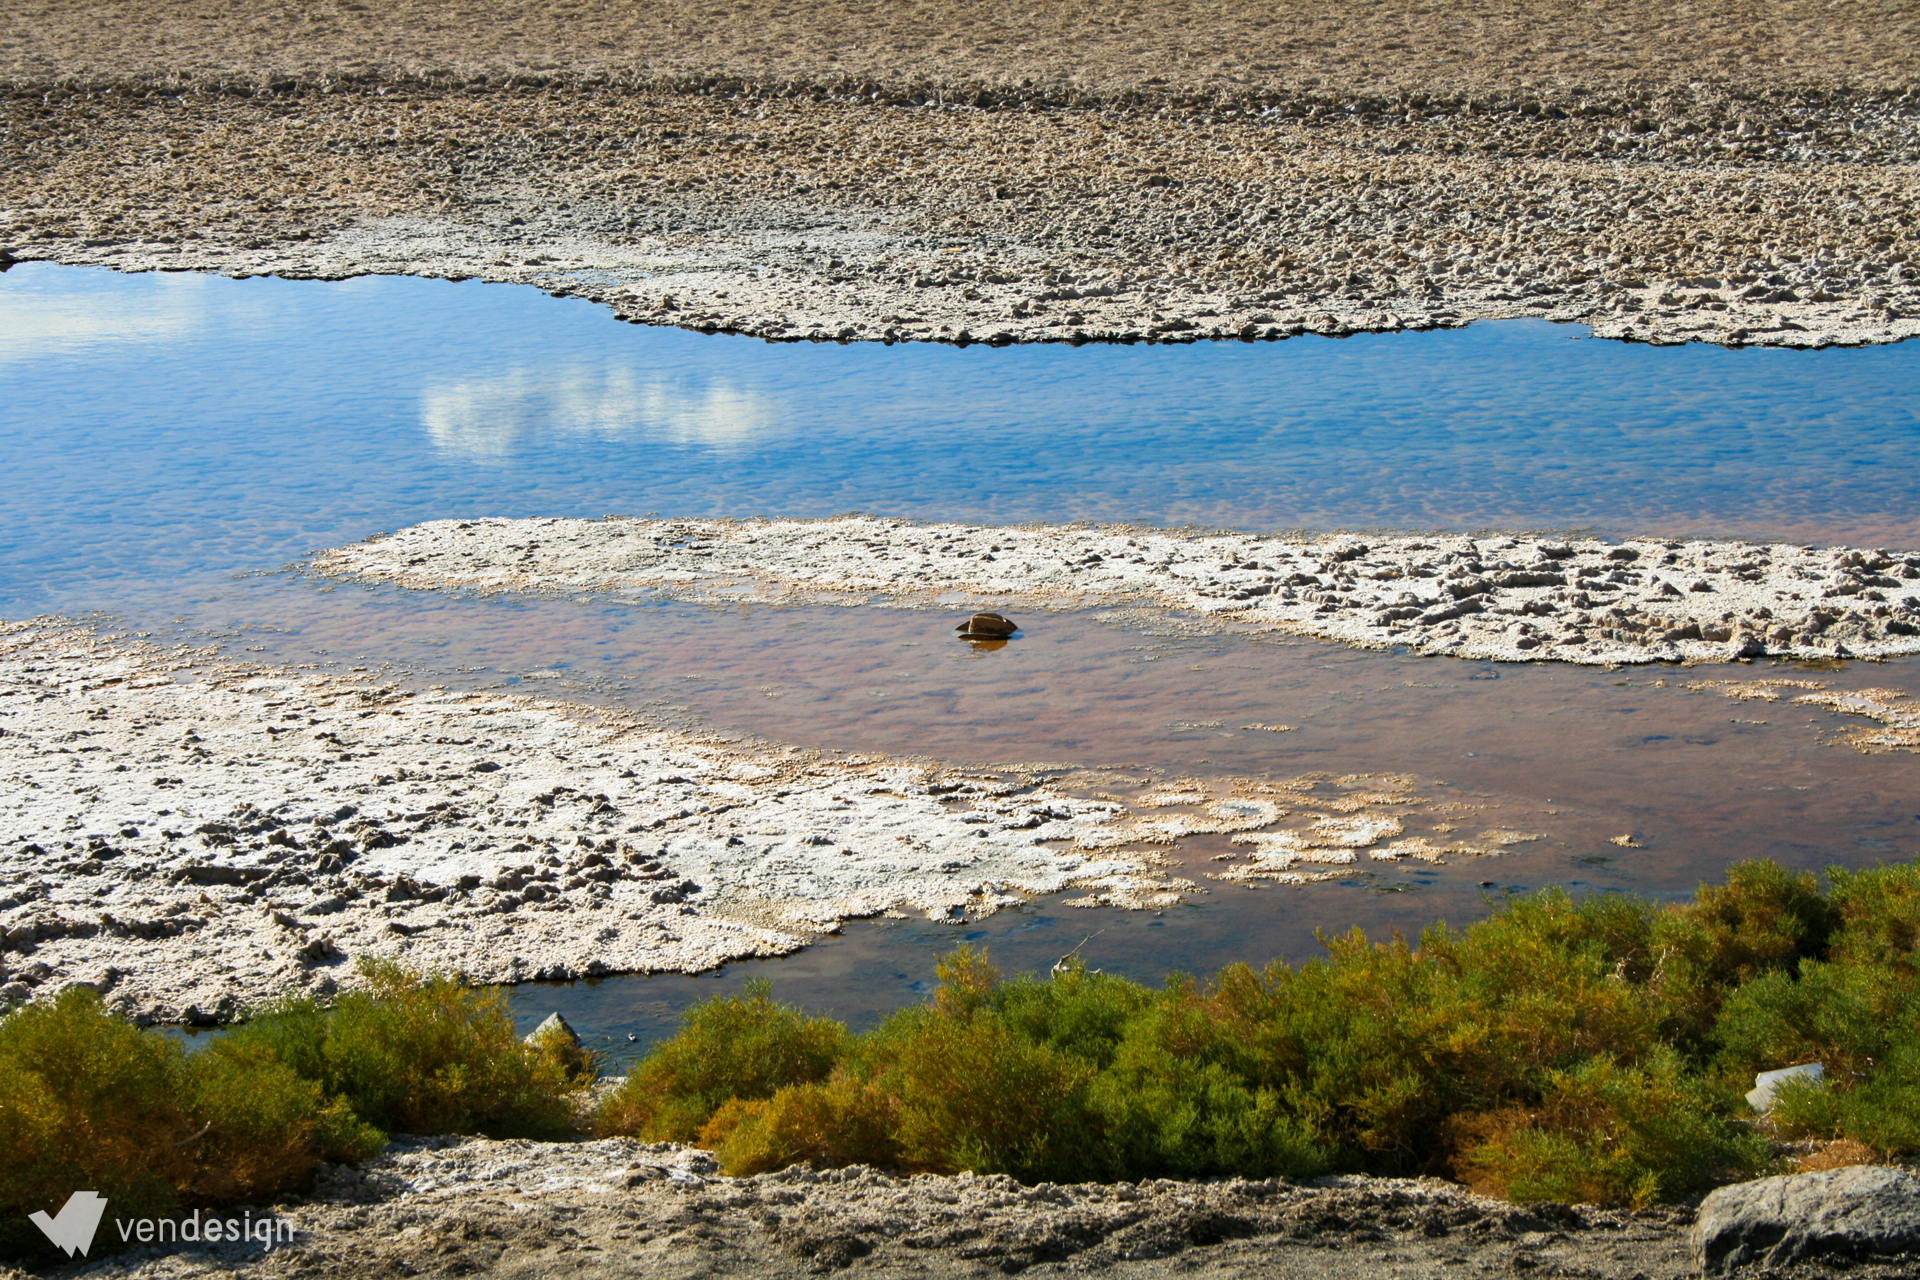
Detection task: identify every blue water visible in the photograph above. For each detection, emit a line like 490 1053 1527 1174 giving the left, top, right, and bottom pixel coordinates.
3 262 1918 620
10 261 1920 1048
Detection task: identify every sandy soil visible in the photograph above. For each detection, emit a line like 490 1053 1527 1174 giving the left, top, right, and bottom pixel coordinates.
15 1135 1918 1280
316 517 1920 666
3 3 1918 348
10 1 1920 97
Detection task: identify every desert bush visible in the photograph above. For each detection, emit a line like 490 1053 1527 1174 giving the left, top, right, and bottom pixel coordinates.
1712 959 1899 1082
616 863 1920 1197
1088 1039 1328 1180
872 1003 1100 1180
1826 861 1920 971
704 1074 901 1176
1208 894 1672 1174
0 987 366 1263
1669 860 1836 985
1783 1043 1920 1155
172 1050 380 1203
527 1018 603 1089
0 988 191 1260
596 979 848 1141
1700 861 1920 1158
1457 1049 1768 1206
218 960 582 1138
1642 861 1836 1049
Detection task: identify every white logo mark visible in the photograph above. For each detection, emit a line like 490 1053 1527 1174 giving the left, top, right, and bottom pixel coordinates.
29 1191 108 1257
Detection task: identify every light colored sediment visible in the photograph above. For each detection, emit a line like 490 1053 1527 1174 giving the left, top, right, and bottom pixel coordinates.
6 96 1917 351
1689 678 1920 753
4 5 1919 350
31 1133 1725 1280
0 620 1541 1023
0 619 1187 1022
316 516 1920 666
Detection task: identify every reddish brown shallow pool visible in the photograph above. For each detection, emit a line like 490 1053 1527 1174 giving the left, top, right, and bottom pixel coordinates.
173 578 1920 1061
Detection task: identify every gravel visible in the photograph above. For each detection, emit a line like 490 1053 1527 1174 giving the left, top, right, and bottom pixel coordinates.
20 1135 1920 1280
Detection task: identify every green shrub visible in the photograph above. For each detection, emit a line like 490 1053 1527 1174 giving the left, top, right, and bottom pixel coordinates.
1458 1049 1768 1206
610 864 1895 1200
595 979 848 1141
1827 861 1920 971
1712 959 1899 1082
1089 1041 1328 1180
218 960 584 1139
873 1004 1100 1180
1719 959 1920 1154
0 989 190 1260
1671 860 1836 985
172 1050 380 1203
1697 861 1920 1160
703 1074 901 1176
5 854 1877 1222
0 987 366 1263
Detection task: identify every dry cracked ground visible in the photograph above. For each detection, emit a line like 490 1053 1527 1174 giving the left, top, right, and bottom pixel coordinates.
3 1 1920 346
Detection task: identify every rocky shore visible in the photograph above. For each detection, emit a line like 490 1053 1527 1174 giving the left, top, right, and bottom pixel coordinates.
13 1134 1918 1280
317 516 1920 666
3 3 1918 349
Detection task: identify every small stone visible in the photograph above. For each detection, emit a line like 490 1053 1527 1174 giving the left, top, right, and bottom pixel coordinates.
957 612 1018 638
525 1010 580 1047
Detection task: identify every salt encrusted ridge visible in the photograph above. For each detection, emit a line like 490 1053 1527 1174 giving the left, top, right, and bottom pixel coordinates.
316 516 1920 665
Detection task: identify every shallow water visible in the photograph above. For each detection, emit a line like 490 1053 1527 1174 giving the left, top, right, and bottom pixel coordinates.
7 261 1919 1048
5 263 1920 626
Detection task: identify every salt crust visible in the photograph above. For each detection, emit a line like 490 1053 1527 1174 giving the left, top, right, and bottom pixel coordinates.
314 516 1920 666
0 622 1517 1022
0 620 1199 1022
1688 678 1920 753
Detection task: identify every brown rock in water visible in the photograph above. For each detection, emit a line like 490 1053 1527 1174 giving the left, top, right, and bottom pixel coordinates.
957 612 1018 638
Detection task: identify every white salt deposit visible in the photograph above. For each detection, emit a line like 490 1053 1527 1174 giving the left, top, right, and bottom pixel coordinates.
313 516 1920 665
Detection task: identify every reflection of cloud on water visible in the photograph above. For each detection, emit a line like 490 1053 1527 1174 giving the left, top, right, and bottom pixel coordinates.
0 268 206 363
422 366 776 459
